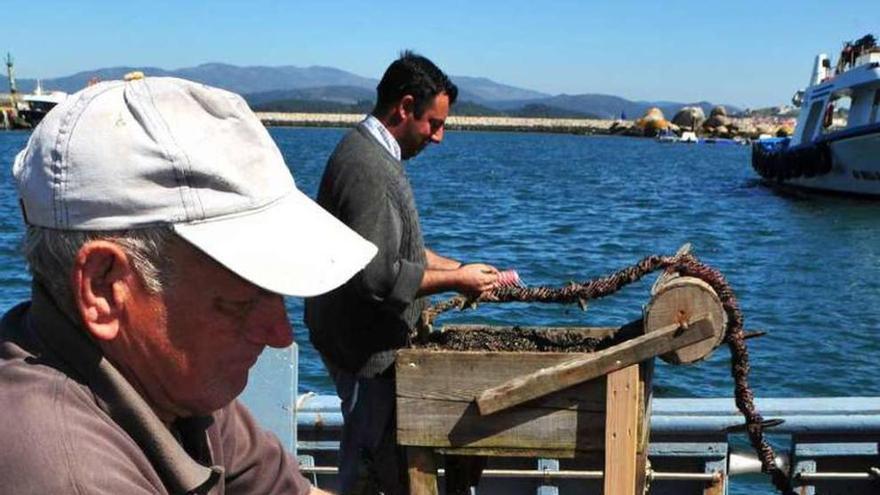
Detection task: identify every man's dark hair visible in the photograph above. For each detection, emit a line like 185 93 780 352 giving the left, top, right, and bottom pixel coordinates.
373 50 458 118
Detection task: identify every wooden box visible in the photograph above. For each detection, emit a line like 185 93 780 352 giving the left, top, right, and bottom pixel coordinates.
396 325 653 494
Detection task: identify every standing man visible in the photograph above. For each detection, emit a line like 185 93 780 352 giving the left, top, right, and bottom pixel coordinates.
305 51 499 494
0 76 378 494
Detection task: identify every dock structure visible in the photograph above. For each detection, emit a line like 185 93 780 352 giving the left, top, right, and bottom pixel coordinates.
293 392 880 495
255 112 625 135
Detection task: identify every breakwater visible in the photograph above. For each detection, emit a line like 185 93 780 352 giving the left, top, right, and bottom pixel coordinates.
256 112 625 135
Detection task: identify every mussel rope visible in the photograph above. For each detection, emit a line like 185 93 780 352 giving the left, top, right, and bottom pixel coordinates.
416 252 795 495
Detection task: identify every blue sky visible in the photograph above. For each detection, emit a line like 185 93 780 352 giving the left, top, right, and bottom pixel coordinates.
6 0 880 108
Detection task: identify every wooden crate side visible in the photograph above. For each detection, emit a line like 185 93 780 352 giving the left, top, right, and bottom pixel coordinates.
397 396 605 451
396 349 606 410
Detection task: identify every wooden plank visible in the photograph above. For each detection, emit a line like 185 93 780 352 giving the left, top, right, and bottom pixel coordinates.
406 447 438 495
635 360 654 495
475 314 714 416
604 365 641 495
397 350 606 410
396 396 605 451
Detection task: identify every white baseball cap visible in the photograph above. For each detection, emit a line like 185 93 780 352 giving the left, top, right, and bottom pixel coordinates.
13 76 377 297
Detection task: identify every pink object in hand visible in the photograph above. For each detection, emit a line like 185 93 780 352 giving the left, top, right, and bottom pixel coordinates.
497 269 523 288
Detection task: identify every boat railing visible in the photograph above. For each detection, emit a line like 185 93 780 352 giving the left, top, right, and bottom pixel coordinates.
293 393 880 493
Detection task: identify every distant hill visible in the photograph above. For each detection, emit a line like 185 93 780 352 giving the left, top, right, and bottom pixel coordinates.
509 103 600 119
15 63 376 95
15 62 740 119
245 86 374 107
252 99 373 114
448 101 506 117
451 76 550 102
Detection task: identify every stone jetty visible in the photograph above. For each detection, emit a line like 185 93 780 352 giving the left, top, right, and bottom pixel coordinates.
256 111 795 140
256 112 625 135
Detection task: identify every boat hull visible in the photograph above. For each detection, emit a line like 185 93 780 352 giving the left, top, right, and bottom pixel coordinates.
752 127 880 197
787 132 880 195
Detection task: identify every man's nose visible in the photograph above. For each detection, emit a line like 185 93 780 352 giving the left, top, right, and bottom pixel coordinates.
246 295 294 348
430 126 444 143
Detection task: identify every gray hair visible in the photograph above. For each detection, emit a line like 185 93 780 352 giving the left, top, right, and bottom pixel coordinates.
23 225 177 321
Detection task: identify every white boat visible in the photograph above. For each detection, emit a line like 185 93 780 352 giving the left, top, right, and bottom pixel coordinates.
18 80 68 128
656 129 698 143
752 34 880 197
679 130 698 143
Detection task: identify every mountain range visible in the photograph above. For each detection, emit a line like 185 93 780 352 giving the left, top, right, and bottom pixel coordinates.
14 63 739 119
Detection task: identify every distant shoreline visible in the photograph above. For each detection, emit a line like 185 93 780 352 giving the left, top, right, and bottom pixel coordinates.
256 112 623 135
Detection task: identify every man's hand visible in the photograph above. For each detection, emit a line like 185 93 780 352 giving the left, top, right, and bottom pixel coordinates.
456 263 499 295
419 260 500 297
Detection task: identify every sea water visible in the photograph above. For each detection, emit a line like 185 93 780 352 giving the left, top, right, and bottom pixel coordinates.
266 127 880 399
2 128 878 494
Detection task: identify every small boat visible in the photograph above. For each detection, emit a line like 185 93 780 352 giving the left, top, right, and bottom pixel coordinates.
752 34 880 197
679 131 699 143
656 129 698 144
18 80 68 128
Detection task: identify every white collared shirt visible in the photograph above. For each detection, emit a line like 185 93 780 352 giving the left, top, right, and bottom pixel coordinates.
360 115 401 161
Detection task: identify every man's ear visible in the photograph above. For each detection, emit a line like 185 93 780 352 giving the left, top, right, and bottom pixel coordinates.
72 241 133 341
398 95 415 119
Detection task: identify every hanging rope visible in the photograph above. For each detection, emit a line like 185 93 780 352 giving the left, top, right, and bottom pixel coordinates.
417 251 796 495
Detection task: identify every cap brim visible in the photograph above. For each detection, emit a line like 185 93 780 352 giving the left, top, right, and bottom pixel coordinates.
173 189 377 297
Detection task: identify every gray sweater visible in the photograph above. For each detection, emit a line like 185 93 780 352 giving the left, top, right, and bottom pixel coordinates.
305 124 427 374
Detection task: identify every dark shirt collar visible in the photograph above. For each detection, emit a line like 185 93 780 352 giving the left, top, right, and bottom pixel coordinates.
28 282 221 493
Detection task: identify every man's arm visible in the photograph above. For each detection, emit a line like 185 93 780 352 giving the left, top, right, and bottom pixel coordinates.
418 262 499 297
425 248 462 270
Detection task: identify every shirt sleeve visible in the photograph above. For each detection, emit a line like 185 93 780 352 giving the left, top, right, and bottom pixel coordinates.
0 375 167 495
339 174 425 312
219 401 312 495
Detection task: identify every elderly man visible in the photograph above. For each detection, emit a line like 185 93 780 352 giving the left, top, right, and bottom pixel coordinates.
305 52 500 494
0 76 377 494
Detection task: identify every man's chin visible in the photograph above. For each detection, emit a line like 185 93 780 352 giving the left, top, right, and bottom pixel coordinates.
189 374 250 415
402 145 428 161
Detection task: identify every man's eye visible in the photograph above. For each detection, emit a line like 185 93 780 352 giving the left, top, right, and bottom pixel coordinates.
214 298 257 317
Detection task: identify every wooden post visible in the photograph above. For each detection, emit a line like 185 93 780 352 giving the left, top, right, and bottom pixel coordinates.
406 447 439 495
634 360 654 495
604 364 641 495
